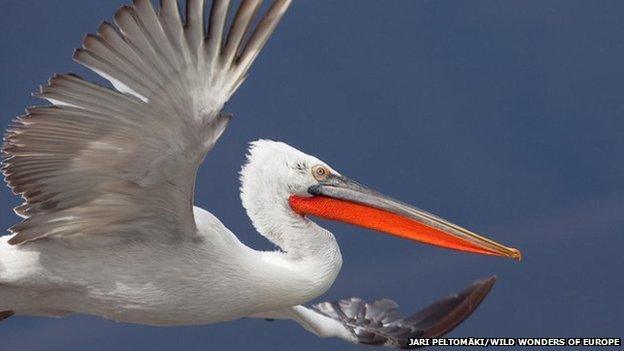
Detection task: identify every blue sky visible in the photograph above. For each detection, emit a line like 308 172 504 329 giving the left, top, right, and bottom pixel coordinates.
1 1 623 350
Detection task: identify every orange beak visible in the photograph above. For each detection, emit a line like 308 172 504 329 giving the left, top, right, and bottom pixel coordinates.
288 175 521 260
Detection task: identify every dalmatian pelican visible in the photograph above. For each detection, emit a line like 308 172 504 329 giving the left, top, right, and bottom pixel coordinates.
0 0 520 348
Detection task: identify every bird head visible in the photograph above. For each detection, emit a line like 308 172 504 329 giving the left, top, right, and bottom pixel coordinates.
240 139 521 260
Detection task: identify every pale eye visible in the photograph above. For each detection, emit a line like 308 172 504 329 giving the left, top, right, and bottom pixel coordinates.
312 165 329 180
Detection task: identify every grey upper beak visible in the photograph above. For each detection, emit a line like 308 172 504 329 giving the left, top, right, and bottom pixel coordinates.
308 174 521 260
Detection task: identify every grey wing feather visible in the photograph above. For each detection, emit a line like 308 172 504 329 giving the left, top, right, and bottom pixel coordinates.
312 276 497 349
2 0 291 245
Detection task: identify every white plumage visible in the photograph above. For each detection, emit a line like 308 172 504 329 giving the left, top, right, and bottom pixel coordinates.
1 1 518 348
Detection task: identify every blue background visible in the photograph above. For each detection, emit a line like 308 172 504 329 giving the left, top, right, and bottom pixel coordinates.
1 1 623 350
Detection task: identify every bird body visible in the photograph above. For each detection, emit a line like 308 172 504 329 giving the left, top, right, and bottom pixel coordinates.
1 0 520 347
0 203 341 326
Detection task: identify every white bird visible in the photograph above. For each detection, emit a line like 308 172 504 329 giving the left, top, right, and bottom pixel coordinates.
0 0 521 348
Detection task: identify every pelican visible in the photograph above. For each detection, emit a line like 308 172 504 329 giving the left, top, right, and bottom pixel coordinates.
0 0 521 348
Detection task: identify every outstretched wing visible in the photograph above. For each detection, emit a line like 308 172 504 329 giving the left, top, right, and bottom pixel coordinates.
281 276 497 349
2 0 291 245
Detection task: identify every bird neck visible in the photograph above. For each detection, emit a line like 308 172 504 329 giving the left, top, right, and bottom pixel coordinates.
240 190 343 303
244 190 339 258
237 170 344 306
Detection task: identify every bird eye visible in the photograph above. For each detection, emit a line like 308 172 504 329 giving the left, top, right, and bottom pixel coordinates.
312 165 329 180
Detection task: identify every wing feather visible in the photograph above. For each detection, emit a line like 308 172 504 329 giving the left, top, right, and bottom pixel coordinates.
2 0 292 245
222 0 262 65
312 276 497 349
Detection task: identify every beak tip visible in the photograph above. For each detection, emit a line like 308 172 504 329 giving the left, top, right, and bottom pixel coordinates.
509 248 522 261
